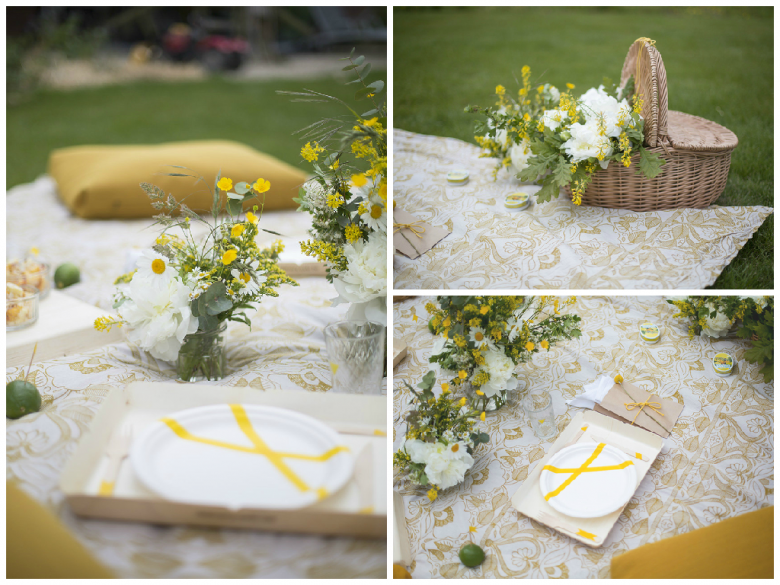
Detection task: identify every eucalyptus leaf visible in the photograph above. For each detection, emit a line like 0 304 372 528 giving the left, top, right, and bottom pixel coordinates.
367 80 384 94
226 192 243 200
353 55 365 67
234 182 250 195
199 314 218 331
226 198 243 217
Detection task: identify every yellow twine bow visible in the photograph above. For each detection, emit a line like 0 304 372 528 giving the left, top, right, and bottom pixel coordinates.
624 398 664 425
634 37 656 102
393 220 426 239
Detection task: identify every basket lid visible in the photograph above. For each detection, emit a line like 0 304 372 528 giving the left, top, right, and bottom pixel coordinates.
666 110 738 152
619 38 668 148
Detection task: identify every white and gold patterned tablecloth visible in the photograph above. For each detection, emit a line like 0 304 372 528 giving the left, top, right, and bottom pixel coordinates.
393 130 773 290
6 177 386 579
392 296 773 578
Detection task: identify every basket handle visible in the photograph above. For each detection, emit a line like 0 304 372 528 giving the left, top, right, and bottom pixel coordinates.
620 38 669 148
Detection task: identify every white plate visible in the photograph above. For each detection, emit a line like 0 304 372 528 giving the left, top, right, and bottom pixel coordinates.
130 404 354 510
539 441 637 518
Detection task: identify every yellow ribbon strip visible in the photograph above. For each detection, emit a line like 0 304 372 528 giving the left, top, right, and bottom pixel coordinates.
576 529 597 541
624 399 665 426
373 429 387 437
543 461 634 474
636 452 643 460
393 221 426 239
160 404 348 493
544 443 606 501
98 481 114 496
634 37 656 100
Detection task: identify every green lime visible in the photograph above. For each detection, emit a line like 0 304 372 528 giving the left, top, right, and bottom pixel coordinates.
459 543 485 567
54 263 80 289
7 380 42 419
428 317 438 335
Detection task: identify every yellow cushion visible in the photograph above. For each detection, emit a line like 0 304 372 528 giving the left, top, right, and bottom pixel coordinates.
47 140 308 219
611 506 773 579
7 481 114 578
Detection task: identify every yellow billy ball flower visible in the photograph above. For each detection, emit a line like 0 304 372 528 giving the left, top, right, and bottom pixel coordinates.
525 342 535 352
614 374 624 384
352 174 368 187
217 177 233 192
221 249 238 265
540 340 549 350
151 258 166 274
246 211 258 224
253 178 271 193
231 224 245 238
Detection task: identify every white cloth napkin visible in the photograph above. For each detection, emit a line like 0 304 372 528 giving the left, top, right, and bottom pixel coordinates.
567 375 614 409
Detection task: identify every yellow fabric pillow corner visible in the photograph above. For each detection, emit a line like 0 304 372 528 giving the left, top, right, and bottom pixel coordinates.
47 140 308 219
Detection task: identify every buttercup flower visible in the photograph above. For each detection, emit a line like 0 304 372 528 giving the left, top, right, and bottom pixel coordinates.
217 177 233 192
253 178 271 193
221 249 238 265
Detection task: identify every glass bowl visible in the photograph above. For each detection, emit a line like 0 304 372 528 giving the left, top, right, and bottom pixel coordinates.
6 284 40 331
6 257 52 299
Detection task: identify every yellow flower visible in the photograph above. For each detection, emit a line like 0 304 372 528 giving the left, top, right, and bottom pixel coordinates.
614 374 624 384
441 383 450 394
458 370 468 380
525 342 535 351
412 314 418 322
231 224 245 238
330 160 340 170
326 193 344 209
246 211 258 224
537 85 544 94
151 259 166 274
352 174 368 187
301 141 325 162
540 340 549 350
427 488 438 501
480 412 486 421
469 526 477 533
253 178 271 193
344 223 362 243
459 397 467 406
479 306 489 315
221 249 238 265
476 390 484 396
217 177 233 191
566 83 575 90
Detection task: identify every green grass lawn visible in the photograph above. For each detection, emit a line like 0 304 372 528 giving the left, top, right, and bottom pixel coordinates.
394 6 773 289
6 70 386 189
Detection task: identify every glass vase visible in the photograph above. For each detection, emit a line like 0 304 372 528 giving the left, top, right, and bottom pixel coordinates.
176 323 227 382
469 388 508 413
324 321 385 394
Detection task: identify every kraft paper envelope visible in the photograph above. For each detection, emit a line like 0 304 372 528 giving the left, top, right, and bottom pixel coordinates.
393 208 451 259
393 338 408 368
594 382 683 438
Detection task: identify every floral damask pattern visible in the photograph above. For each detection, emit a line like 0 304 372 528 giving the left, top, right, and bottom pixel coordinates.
393 296 773 579
6 179 385 579
393 130 773 290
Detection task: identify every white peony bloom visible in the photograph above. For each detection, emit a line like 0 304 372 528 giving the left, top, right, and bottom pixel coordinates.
580 93 631 138
331 231 387 326
478 348 519 398
562 120 614 164
541 109 568 131
509 139 532 174
344 297 387 328
701 303 733 338
120 274 199 362
746 296 768 309
135 249 176 288
549 85 561 104
579 85 609 107
495 127 508 148
420 441 474 490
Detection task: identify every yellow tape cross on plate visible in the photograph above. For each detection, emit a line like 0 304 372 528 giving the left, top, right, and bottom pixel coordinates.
160 404 348 496
542 443 634 501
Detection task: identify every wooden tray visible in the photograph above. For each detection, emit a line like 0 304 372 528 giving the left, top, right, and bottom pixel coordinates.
6 291 123 367
60 382 387 538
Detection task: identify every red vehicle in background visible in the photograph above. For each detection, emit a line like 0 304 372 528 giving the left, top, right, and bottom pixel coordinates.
162 22 249 71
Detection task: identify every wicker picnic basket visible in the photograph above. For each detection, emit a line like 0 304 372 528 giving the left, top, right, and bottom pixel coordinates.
564 38 738 212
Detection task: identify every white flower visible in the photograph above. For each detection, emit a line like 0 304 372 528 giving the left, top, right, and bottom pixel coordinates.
231 267 266 296
701 303 733 338
506 316 522 342
579 90 631 138
407 440 474 490
562 120 614 164
579 85 609 106
509 139 532 174
332 230 387 310
541 109 568 131
120 274 199 362
135 249 176 288
359 194 387 233
548 85 561 103
478 348 518 398
746 296 768 309
468 326 496 351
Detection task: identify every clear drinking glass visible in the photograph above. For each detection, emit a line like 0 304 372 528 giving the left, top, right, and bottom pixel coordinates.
324 321 385 394
524 387 557 440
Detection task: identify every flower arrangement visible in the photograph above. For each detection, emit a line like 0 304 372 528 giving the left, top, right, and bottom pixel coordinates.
95 172 297 381
285 50 387 326
393 371 489 501
425 296 582 411
469 68 666 205
668 296 773 382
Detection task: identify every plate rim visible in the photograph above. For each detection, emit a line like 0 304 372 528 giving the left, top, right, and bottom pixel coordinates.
539 441 637 519
129 403 355 510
